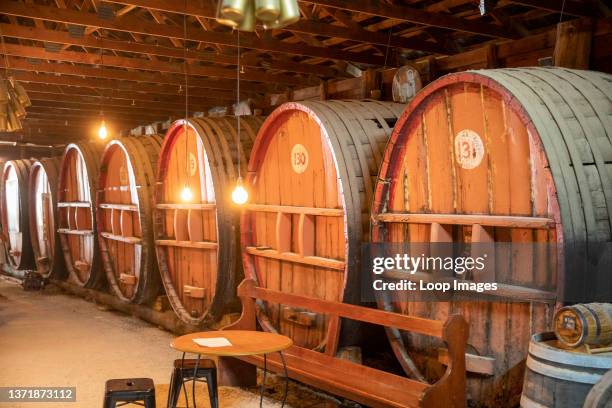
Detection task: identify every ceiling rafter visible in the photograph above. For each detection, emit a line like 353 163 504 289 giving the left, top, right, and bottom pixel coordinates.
0 1 389 66
1 43 316 86
105 0 450 54
0 23 339 77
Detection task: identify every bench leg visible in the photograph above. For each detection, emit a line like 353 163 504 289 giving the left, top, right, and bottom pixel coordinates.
217 356 256 387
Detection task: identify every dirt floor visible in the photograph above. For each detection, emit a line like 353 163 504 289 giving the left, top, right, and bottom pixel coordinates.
0 277 343 408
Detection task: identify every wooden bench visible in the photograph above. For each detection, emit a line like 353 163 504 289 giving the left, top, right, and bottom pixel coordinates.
219 279 468 408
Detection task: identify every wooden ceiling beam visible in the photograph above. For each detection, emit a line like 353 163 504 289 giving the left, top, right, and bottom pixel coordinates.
19 81 238 107
106 0 450 54
1 58 271 94
28 101 181 119
288 19 448 54
0 24 338 77
27 91 214 112
1 43 313 87
0 1 386 65
26 109 167 121
301 0 518 39
507 0 596 18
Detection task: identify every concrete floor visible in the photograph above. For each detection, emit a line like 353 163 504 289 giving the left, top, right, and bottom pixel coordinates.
0 278 318 408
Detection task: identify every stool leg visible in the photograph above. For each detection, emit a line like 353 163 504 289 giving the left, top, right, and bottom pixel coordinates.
102 394 115 408
144 393 156 408
205 370 218 408
169 368 184 408
167 368 176 408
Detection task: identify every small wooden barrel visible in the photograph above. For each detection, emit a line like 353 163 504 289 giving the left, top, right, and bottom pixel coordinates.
241 100 404 352
554 303 612 348
28 157 66 279
371 68 612 404
521 332 612 408
97 135 163 304
154 117 263 325
1 159 35 271
58 142 105 288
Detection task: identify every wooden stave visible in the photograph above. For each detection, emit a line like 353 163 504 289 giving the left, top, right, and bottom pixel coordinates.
97 135 163 304
520 332 612 408
583 369 612 408
154 116 262 325
474 68 612 296
241 100 403 351
27 157 66 279
554 303 612 348
370 67 612 403
2 159 35 271
58 142 105 289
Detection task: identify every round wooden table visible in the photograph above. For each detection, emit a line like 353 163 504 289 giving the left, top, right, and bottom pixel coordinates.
171 330 293 408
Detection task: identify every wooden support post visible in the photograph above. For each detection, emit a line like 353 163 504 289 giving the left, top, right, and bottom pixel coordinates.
553 18 593 69
362 68 380 100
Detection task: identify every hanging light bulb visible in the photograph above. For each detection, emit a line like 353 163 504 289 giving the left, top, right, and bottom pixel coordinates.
180 184 193 202
231 177 248 205
98 119 108 139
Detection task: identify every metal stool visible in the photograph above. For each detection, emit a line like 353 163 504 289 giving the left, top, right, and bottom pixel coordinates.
103 378 156 408
167 358 218 408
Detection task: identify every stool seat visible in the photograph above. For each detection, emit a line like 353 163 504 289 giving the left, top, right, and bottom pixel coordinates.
103 377 156 408
105 378 154 393
174 358 216 369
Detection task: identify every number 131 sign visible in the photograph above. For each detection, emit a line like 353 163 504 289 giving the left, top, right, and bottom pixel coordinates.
454 129 485 170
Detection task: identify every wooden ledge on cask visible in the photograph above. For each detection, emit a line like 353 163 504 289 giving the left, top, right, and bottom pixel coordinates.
58 228 94 236
99 203 139 211
155 239 218 250
244 203 344 217
155 202 216 211
100 231 142 245
374 212 555 229
245 246 346 271
57 201 91 208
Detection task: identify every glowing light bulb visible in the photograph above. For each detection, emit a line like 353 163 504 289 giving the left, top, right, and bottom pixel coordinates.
98 120 108 140
180 185 193 202
231 178 248 205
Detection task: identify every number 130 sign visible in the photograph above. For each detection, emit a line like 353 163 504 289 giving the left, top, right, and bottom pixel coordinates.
454 129 485 170
291 144 309 174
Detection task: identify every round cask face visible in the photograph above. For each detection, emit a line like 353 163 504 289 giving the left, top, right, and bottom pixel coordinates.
3 162 23 266
372 68 612 404
98 142 143 301
58 145 96 286
31 165 55 273
244 107 347 350
156 122 219 323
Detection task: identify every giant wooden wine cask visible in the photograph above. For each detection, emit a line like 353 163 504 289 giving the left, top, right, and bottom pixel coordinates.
241 100 404 353
154 117 262 325
1 159 35 271
58 142 105 288
28 157 66 279
97 135 163 304
371 68 612 405
521 332 612 408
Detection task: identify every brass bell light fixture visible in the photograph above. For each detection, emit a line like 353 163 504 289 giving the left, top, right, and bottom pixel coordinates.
217 0 300 32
